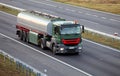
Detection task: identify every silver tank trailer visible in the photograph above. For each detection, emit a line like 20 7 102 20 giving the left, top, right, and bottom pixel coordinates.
17 11 64 35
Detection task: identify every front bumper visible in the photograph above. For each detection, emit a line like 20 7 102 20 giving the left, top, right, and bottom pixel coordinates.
56 44 83 54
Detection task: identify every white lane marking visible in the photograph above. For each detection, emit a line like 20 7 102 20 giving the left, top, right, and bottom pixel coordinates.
29 0 56 7
58 7 62 9
0 2 25 11
85 13 91 16
0 49 46 76
83 39 120 53
78 11 82 13
65 8 75 12
101 17 106 19
0 11 16 17
81 18 99 25
93 15 98 17
42 9 55 15
110 19 120 22
0 33 92 76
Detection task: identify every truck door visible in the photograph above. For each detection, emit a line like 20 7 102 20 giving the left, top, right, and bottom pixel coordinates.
54 26 61 43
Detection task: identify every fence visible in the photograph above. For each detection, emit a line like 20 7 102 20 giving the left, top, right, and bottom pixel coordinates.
0 49 47 76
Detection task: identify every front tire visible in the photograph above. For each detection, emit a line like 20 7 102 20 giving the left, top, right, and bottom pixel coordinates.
52 44 57 55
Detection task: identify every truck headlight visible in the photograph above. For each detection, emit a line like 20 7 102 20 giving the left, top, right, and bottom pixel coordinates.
60 48 64 51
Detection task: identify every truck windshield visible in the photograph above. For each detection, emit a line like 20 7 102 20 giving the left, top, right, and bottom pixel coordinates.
61 24 80 34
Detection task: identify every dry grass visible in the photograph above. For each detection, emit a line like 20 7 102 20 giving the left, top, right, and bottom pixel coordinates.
82 30 120 50
0 55 26 76
54 0 120 4
54 0 120 14
0 5 19 16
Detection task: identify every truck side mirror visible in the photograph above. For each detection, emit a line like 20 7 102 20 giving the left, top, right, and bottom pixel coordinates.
81 25 84 33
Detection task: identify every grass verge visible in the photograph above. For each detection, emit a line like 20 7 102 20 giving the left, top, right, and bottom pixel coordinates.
0 54 36 76
54 0 120 14
0 5 20 16
82 30 120 50
0 54 26 76
0 4 120 50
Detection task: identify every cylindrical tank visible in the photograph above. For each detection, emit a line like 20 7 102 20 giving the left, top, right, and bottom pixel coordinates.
17 11 64 35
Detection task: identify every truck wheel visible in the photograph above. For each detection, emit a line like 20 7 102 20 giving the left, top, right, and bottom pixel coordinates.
23 31 27 42
26 33 29 43
20 31 23 40
40 40 46 50
16 30 20 37
52 44 57 55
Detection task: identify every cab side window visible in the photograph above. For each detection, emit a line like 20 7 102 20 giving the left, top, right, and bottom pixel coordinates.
54 26 60 35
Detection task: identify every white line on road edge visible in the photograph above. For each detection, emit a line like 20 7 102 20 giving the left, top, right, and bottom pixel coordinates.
83 39 120 53
0 10 120 75
110 19 120 22
0 2 25 11
85 27 120 40
0 49 46 76
0 11 16 17
0 33 92 76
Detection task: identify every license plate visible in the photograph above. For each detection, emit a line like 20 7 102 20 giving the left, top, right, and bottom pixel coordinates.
69 47 75 49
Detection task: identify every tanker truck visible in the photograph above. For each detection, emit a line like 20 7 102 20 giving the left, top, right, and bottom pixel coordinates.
16 11 84 54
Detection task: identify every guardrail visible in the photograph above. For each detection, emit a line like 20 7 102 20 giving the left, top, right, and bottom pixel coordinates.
0 2 119 41
0 49 47 76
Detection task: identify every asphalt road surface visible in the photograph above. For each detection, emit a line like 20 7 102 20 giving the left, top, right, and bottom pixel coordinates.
0 10 120 76
0 0 120 36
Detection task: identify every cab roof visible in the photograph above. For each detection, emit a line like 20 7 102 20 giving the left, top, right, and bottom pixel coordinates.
53 21 77 26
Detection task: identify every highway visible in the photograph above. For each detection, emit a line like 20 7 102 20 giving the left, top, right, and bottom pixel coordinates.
0 0 120 36
0 10 120 76
0 11 90 76
1 0 120 76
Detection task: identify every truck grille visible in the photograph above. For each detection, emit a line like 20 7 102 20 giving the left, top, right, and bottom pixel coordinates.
62 38 80 45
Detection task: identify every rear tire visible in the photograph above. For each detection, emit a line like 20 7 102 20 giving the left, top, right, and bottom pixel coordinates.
40 39 46 50
26 32 29 43
19 31 23 40
23 31 27 42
